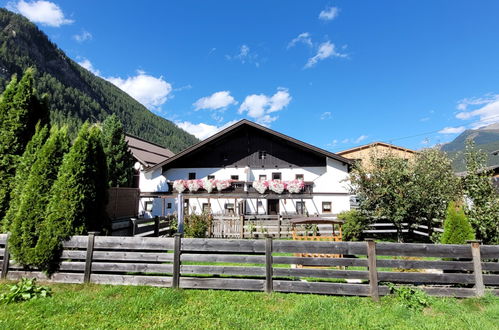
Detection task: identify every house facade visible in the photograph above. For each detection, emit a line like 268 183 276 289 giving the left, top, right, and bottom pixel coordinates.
138 120 352 218
337 142 416 169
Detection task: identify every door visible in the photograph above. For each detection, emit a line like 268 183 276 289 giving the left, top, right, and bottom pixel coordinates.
268 199 279 215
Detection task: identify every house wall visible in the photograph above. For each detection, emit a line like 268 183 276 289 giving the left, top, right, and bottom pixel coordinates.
139 157 350 218
340 144 415 169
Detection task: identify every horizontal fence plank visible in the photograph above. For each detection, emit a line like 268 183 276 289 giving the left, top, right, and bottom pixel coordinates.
66 250 173 263
273 268 369 280
0 234 7 245
58 261 173 274
273 241 367 255
274 280 383 296
378 271 475 284
376 259 474 271
91 274 172 287
179 277 264 291
94 236 174 250
483 262 499 272
273 256 368 267
181 265 265 277
419 287 478 298
182 239 265 253
0 248 4 258
62 236 88 249
484 274 499 286
181 254 265 264
481 245 499 259
375 243 472 258
7 271 84 284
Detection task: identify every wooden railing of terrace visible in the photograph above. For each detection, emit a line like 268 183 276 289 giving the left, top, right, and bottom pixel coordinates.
1 234 498 299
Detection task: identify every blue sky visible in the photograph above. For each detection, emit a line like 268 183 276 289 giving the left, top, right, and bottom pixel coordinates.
4 1 499 152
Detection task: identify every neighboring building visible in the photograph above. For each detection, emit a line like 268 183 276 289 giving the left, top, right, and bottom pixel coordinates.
456 164 499 192
139 119 352 218
337 142 417 168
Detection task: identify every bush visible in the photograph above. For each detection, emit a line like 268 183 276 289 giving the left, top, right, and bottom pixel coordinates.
338 210 370 241
184 213 212 238
0 278 51 304
387 283 432 311
441 202 475 244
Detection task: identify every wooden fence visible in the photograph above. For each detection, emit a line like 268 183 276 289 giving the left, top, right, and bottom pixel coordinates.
111 216 174 237
1 233 498 299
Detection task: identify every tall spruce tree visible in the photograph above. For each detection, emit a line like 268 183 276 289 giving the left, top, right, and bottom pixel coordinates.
0 69 49 220
34 123 108 272
1 124 50 231
101 114 134 187
8 126 69 267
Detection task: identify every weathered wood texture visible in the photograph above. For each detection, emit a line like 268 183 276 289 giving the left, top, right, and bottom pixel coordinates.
1 234 498 298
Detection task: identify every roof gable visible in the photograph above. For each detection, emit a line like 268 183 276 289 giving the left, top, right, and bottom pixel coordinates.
125 134 174 167
337 142 416 156
147 120 351 171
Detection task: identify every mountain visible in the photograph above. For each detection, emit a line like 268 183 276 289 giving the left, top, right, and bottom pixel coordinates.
440 122 499 171
0 9 198 153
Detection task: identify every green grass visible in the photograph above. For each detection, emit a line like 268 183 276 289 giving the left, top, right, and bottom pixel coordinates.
1 281 498 329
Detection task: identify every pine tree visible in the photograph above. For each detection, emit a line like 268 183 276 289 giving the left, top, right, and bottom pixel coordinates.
441 202 475 244
8 126 69 267
101 114 134 187
0 69 49 220
1 124 49 231
34 123 108 272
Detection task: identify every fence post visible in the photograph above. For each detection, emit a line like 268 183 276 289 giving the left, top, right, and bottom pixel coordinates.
172 233 182 289
265 235 273 293
130 218 137 236
366 239 379 302
1 233 10 279
84 232 98 284
240 215 244 239
277 215 282 239
154 217 160 237
468 240 485 297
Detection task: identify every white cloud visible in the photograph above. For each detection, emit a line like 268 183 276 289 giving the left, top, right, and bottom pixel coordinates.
193 91 237 111
77 58 100 76
319 6 339 21
8 0 73 27
176 120 238 140
107 71 172 110
287 32 313 49
438 126 466 134
455 94 499 128
226 44 260 67
73 30 92 43
305 41 347 69
355 135 368 143
320 111 332 120
238 88 291 125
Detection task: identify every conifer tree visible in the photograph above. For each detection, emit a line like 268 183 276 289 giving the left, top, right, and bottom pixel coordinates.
441 202 475 244
1 124 49 231
8 126 69 267
101 114 134 187
34 123 108 272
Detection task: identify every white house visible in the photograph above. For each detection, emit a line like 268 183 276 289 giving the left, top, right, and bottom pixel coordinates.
137 120 352 218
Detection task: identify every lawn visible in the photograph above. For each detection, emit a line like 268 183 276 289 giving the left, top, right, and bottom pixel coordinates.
1 281 498 329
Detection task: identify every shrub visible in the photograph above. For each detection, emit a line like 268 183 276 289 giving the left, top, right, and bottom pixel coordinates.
338 210 370 241
0 278 51 304
387 283 432 311
184 213 212 238
441 202 475 244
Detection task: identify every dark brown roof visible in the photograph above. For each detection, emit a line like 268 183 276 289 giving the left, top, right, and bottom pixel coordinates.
147 119 352 172
125 134 174 167
337 141 417 156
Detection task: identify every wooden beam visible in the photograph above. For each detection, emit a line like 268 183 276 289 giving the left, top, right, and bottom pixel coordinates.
469 240 485 297
366 239 379 302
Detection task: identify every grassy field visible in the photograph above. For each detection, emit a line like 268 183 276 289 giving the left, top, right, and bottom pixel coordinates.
1 281 498 329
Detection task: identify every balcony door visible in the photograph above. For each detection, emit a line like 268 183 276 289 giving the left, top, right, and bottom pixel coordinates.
268 199 279 215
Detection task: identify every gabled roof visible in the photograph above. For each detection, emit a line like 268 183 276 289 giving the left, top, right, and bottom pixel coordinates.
125 134 175 167
147 119 352 172
337 141 417 156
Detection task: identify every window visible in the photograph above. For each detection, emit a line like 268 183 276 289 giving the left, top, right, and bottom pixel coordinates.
296 201 305 215
145 201 154 212
322 202 332 213
207 175 215 180
188 172 196 180
295 174 304 180
259 174 267 181
231 175 239 180
225 203 235 215
258 150 267 160
167 202 172 209
202 203 211 213
272 172 281 180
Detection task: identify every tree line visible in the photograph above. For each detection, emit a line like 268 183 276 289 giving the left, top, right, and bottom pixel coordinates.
0 70 134 272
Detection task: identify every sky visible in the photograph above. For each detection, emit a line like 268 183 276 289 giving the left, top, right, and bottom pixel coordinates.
3 1 499 152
